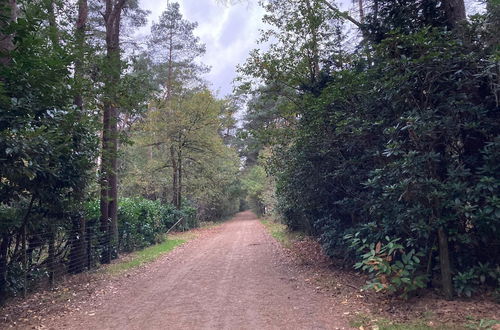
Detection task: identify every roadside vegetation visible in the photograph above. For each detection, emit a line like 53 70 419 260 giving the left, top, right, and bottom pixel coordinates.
106 238 186 275
239 0 500 303
0 0 498 326
0 0 245 302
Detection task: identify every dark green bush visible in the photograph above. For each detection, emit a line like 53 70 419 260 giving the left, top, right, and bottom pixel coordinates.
84 197 198 254
268 19 500 298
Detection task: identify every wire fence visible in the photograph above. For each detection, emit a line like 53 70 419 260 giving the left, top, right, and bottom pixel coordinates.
0 217 186 301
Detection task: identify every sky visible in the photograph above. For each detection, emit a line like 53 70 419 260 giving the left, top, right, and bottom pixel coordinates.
138 0 483 97
139 0 269 97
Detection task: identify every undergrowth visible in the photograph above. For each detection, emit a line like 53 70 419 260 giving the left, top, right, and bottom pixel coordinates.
260 218 303 248
350 313 499 330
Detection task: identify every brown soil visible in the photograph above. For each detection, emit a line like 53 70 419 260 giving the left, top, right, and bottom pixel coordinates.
2 211 350 329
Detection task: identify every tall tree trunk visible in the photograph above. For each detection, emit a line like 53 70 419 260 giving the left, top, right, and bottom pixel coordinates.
108 102 119 254
69 0 88 274
100 108 111 263
100 0 126 263
442 0 466 29
431 0 467 300
434 142 454 300
166 28 174 100
73 0 87 110
0 0 17 67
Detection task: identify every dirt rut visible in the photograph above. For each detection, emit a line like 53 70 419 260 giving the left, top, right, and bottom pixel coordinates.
48 211 348 330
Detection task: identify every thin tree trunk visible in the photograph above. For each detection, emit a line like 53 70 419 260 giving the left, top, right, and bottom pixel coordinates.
442 0 466 29
108 102 119 255
177 146 182 209
0 0 17 67
69 0 88 274
46 0 59 47
73 0 87 110
0 234 10 303
48 228 55 288
166 28 174 100
357 0 365 23
433 143 454 299
171 145 179 208
100 109 111 263
431 0 467 300
22 225 27 297
438 228 453 300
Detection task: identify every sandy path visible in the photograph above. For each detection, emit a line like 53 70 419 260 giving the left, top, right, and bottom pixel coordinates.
47 211 348 330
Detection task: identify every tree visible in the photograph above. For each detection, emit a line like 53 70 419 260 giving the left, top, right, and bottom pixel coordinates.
68 0 89 274
0 0 16 67
443 0 466 29
99 0 129 264
148 2 207 98
240 0 499 300
120 89 243 220
147 90 224 208
0 0 97 299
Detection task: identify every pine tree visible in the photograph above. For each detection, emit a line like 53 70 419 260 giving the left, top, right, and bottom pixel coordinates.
148 2 207 99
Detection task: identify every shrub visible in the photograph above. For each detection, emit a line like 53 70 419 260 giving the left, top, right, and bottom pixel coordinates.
347 234 427 298
84 197 198 254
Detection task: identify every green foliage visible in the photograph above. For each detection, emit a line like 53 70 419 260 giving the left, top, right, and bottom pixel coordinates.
241 0 500 298
0 0 98 300
120 89 243 221
466 317 500 330
348 235 427 298
453 270 479 298
242 165 267 215
85 197 197 253
453 263 500 298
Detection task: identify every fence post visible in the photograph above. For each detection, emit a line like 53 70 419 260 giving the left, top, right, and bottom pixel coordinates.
22 224 27 298
48 225 55 288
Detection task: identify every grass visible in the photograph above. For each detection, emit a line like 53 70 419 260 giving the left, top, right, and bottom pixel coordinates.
349 313 500 330
349 313 460 330
107 237 187 275
260 218 305 248
105 223 222 275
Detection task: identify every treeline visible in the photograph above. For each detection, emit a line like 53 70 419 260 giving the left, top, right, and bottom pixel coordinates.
239 0 499 299
0 0 242 301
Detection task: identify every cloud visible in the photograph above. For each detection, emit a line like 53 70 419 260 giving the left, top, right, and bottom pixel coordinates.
138 0 361 96
140 0 266 96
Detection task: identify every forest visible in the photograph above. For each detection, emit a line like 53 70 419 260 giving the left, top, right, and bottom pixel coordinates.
0 0 499 312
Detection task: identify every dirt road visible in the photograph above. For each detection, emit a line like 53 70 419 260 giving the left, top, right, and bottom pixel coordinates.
47 212 349 330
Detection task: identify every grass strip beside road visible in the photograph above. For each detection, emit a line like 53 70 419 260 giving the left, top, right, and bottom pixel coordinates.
261 218 303 248
107 237 187 275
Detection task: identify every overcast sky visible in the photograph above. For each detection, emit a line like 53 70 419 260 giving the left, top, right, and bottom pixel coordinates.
138 0 483 97
137 0 270 97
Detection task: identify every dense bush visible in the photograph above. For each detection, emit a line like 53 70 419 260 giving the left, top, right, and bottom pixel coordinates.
85 197 197 253
242 1 500 298
274 27 500 298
